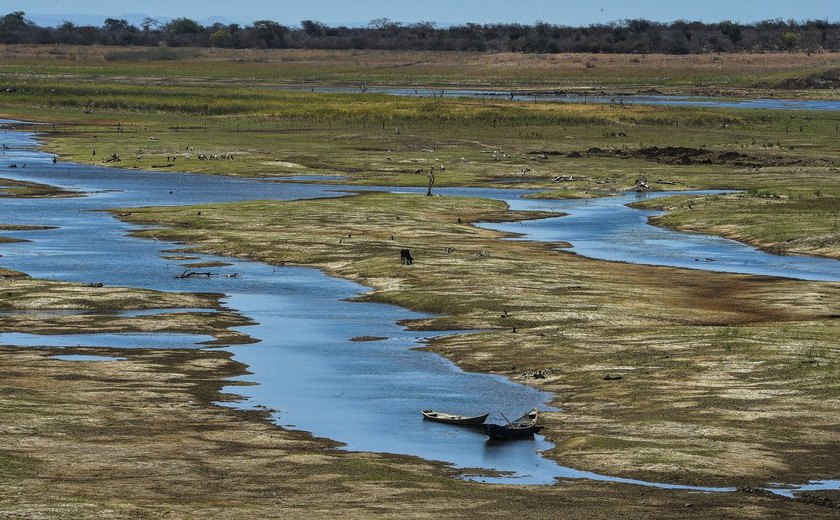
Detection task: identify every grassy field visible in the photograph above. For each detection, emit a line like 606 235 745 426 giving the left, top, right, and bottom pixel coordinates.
2 46 840 516
2 45 840 93
2 68 839 256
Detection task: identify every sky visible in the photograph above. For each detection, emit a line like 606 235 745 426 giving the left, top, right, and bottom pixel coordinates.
10 0 840 27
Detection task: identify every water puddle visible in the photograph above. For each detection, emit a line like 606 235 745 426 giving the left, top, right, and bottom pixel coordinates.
768 480 840 498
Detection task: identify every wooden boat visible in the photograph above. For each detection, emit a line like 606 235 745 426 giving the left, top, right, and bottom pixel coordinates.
422 410 489 426
483 408 543 440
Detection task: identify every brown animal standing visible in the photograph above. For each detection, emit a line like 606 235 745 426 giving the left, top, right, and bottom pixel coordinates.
400 249 414 265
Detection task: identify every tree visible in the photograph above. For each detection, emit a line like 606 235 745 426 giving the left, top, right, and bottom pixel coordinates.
718 20 742 44
665 30 690 54
301 20 325 37
103 18 131 32
0 11 28 31
251 20 286 48
74 25 102 45
0 11 31 43
141 17 159 32
2 13 840 53
210 29 235 48
426 167 435 196
165 17 202 35
780 31 800 49
369 17 400 31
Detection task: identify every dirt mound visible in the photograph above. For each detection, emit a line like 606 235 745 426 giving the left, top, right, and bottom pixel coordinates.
769 68 840 89
530 146 811 167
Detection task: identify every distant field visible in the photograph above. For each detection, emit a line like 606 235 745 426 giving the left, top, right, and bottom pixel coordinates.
1 45 839 256
2 44 840 92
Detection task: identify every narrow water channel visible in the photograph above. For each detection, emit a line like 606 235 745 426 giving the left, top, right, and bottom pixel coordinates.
484 193 840 282
281 86 840 111
1 123 838 494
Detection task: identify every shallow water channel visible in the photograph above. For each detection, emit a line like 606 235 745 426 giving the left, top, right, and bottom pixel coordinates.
485 193 840 282
285 86 840 111
0 124 838 494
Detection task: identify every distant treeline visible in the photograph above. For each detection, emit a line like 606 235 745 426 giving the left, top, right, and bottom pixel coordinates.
3 11 840 53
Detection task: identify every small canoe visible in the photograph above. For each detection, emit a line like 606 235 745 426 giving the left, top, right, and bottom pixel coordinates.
422 410 489 426
483 408 543 440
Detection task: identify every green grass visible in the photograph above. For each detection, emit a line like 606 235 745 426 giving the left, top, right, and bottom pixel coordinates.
0 452 37 477
3 70 839 259
0 178 77 198
3 58 840 260
1 76 751 125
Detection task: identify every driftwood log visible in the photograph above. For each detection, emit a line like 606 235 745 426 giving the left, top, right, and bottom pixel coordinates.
176 270 218 279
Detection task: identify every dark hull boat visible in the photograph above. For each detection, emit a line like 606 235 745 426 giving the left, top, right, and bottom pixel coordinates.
483 408 543 440
422 410 489 426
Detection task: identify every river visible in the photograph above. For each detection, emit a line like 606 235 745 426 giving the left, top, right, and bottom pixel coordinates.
0 123 837 495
